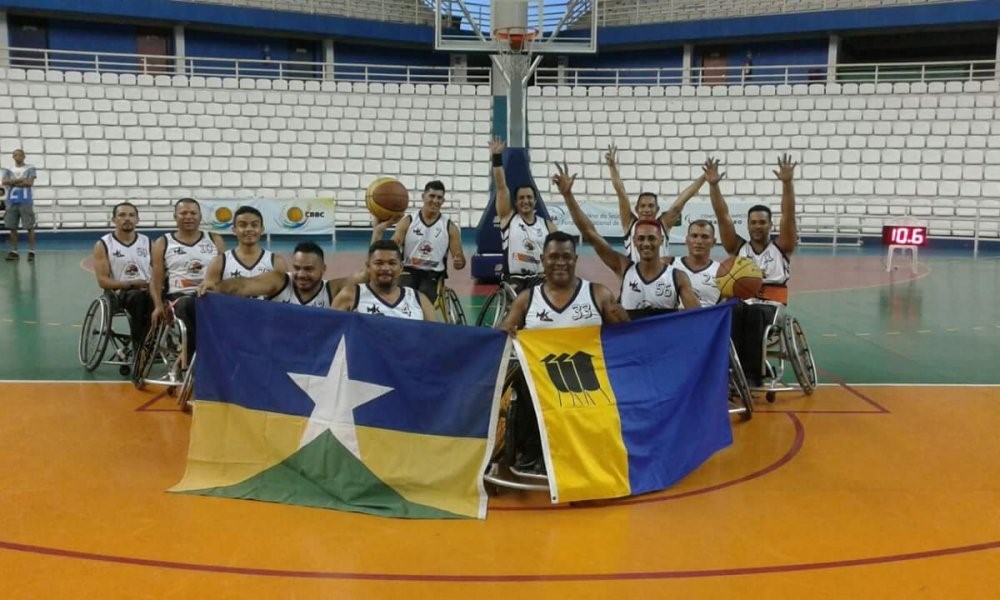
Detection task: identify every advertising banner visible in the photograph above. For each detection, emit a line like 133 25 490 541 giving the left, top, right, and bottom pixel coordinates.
200 198 336 236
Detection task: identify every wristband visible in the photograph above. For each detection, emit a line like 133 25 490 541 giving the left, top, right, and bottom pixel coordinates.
492 154 503 167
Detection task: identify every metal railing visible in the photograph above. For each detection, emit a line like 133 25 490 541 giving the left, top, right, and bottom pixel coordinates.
535 59 998 86
1 47 491 84
180 0 439 25
598 0 973 27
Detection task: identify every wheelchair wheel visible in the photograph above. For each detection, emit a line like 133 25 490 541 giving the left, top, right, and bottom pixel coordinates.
177 353 196 410
79 297 111 372
490 361 522 468
475 287 509 328
784 317 817 394
441 287 468 325
131 321 164 390
728 342 753 421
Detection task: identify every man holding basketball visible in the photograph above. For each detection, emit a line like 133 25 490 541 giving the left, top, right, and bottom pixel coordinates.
379 180 465 303
607 144 707 262
707 154 798 385
551 162 700 319
498 231 628 474
491 137 556 290
332 240 436 321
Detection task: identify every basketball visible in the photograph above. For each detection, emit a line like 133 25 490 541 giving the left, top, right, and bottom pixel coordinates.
366 177 410 221
715 256 764 300
214 207 233 223
286 206 304 223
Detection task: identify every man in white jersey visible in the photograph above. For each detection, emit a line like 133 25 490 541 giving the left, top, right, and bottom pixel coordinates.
708 154 798 385
491 138 556 289
606 144 706 263
384 180 465 303
149 198 226 361
499 231 628 473
552 163 700 320
674 220 724 308
91 202 153 347
2 149 38 261
199 206 288 296
332 239 435 321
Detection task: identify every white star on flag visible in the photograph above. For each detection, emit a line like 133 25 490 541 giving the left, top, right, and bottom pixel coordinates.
288 336 393 459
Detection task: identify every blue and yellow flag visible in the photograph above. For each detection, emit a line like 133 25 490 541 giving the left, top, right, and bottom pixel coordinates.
171 294 509 519
514 303 733 503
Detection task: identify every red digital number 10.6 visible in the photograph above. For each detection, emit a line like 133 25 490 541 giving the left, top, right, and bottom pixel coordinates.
891 227 925 245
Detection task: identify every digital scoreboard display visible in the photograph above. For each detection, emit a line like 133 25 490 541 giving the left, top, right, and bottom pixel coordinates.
882 225 927 246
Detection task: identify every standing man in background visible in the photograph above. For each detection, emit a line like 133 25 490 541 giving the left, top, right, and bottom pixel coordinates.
2 149 38 262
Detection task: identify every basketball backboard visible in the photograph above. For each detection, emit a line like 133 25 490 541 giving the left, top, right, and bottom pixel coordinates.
435 0 598 54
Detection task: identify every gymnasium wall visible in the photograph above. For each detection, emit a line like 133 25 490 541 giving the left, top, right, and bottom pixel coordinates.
0 67 997 240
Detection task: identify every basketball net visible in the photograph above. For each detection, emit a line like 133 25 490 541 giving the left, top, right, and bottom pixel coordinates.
492 26 540 85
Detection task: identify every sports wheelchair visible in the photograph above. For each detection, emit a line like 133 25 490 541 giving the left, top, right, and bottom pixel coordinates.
434 276 467 325
475 274 545 328
78 293 135 376
131 302 196 409
484 343 754 493
745 299 818 403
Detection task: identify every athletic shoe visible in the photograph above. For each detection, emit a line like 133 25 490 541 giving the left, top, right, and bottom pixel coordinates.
27 251 35 262
4 251 18 261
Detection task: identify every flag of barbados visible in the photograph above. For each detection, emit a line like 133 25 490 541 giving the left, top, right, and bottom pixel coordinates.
171 294 509 519
514 302 734 503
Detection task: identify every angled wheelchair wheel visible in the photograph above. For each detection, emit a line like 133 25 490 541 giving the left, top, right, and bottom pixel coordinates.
475 287 509 328
490 361 522 467
785 317 818 394
177 353 196 411
728 341 753 421
79 296 111 372
131 320 164 390
442 287 468 325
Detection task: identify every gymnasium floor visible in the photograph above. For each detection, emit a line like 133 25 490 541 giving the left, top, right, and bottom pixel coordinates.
1 234 998 598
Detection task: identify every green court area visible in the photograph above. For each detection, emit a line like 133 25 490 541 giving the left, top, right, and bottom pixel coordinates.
1 235 998 384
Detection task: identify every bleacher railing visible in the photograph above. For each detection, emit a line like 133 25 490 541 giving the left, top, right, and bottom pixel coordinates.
180 0 438 25
599 0 972 26
536 59 998 87
0 47 491 84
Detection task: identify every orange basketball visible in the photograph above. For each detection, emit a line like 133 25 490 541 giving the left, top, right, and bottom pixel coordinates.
366 178 410 221
715 256 764 300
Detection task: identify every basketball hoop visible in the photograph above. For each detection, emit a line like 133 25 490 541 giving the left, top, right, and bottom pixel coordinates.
492 26 539 84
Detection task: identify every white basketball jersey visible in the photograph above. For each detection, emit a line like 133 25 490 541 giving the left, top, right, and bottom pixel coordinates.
101 232 151 283
737 240 790 286
163 232 219 295
502 213 547 276
524 279 603 330
221 248 275 280
403 212 450 272
353 284 423 320
623 218 670 263
675 257 722 307
618 262 680 312
270 274 333 308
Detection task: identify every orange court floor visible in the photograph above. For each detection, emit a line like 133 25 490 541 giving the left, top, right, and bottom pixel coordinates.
1 241 999 597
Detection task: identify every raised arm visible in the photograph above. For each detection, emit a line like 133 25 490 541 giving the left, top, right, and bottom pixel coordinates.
674 270 700 310
553 162 629 277
705 158 741 255
605 144 634 235
490 137 512 225
660 173 707 232
592 283 630 324
447 221 466 271
774 153 798 256
497 289 531 337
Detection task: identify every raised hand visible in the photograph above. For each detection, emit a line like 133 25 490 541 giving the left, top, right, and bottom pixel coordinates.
489 137 506 156
774 153 796 182
702 158 724 185
605 144 619 168
551 162 577 196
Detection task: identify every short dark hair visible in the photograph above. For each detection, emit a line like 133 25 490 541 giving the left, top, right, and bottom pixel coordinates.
174 197 200 212
514 185 535 198
688 219 716 235
424 180 446 193
234 205 263 223
748 205 772 221
368 239 403 260
112 201 139 218
293 241 325 262
637 192 658 204
543 230 577 252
